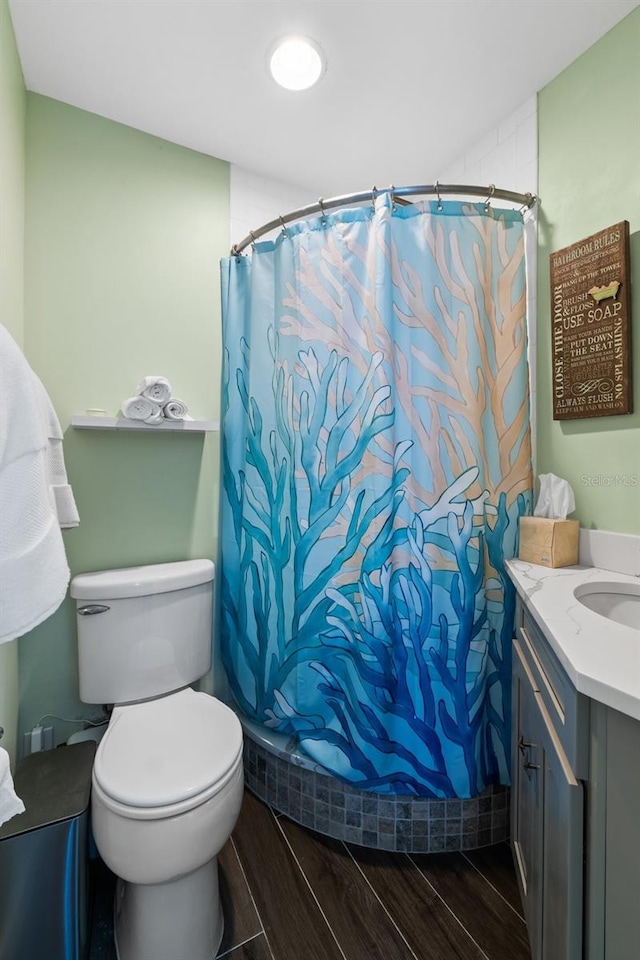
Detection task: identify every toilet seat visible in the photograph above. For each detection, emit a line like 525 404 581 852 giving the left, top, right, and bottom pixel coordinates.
93 688 243 818
92 755 243 821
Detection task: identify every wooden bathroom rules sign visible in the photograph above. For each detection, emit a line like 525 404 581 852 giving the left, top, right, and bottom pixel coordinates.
550 221 632 420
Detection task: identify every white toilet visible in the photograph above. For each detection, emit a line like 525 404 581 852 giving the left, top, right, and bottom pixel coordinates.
71 559 244 960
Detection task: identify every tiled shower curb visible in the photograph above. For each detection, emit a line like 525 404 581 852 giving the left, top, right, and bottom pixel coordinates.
242 727 510 853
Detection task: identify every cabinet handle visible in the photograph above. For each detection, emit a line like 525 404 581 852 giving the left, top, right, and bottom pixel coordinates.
519 627 564 723
518 735 537 754
524 762 540 770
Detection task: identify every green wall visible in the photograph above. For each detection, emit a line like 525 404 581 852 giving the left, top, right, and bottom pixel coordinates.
537 9 640 533
19 95 229 745
0 0 25 347
0 0 26 767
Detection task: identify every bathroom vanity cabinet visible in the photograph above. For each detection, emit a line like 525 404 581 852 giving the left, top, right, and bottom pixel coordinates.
511 595 640 960
511 604 587 960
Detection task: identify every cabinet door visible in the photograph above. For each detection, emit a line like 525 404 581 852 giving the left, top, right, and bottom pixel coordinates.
512 639 544 960
537 689 584 960
512 636 584 960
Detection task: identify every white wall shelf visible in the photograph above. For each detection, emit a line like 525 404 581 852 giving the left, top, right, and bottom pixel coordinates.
70 415 219 433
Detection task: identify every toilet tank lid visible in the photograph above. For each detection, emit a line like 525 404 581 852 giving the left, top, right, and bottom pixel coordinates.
71 559 214 600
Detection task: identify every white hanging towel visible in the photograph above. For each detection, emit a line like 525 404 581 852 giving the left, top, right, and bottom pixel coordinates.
136 376 172 404
0 747 24 827
0 324 78 645
30 373 80 528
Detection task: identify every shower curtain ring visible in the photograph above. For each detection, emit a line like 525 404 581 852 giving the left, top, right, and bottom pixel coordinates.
389 184 397 211
279 215 289 239
519 192 535 217
318 198 327 225
371 185 377 213
249 230 258 249
484 184 495 212
435 181 443 211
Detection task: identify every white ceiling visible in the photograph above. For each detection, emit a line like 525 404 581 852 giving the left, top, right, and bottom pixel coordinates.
8 0 639 196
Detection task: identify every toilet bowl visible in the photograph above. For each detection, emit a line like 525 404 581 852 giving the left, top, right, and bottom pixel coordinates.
71 560 244 960
91 688 243 960
92 690 243 960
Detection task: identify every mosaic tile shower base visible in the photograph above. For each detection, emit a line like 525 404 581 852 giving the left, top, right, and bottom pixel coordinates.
243 732 510 853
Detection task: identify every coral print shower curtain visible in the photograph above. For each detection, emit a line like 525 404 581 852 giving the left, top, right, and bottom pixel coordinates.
221 195 532 798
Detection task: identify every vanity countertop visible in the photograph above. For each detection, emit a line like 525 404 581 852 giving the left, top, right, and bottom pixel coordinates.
506 559 640 722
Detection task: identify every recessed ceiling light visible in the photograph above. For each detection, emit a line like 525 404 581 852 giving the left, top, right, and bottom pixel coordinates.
269 36 325 91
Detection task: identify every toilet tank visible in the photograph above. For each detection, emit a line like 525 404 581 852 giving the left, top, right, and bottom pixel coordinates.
71 560 214 705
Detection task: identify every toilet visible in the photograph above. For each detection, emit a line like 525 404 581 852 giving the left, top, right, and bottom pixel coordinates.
71 559 243 960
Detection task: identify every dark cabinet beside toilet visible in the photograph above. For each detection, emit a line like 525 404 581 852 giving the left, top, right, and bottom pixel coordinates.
0 741 96 960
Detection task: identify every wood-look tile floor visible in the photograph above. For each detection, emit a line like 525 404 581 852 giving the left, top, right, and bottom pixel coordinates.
90 789 532 960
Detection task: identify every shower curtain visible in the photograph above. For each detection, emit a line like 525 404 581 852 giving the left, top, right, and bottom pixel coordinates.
220 195 532 798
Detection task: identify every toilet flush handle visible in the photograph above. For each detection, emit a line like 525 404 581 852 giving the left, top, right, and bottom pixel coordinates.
77 604 110 616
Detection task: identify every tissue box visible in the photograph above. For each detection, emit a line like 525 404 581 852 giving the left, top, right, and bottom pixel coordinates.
518 517 580 568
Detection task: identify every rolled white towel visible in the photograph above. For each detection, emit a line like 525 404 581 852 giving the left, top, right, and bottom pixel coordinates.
0 747 25 827
162 398 189 421
121 396 164 424
136 376 172 404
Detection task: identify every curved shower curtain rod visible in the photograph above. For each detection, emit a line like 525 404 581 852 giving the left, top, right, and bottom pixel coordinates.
231 182 537 255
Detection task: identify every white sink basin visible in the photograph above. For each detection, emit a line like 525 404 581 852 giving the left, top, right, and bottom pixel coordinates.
574 581 640 631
